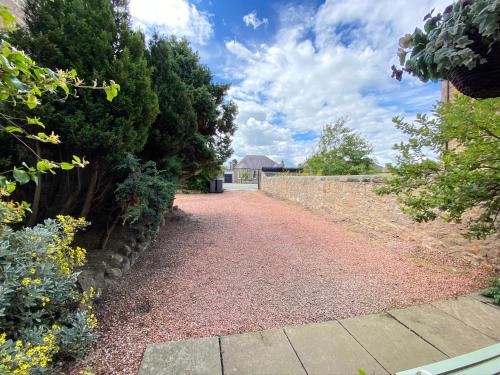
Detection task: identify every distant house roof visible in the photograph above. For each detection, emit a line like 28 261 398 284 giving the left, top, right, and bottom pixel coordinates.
235 155 281 170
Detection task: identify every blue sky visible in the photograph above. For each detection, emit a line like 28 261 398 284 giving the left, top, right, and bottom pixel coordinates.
129 0 450 167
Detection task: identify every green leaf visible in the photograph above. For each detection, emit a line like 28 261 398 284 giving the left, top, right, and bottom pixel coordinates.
60 162 74 170
27 117 45 128
4 126 24 134
72 155 81 163
104 80 120 102
36 160 51 172
26 93 39 109
13 168 30 184
6 181 16 193
60 82 69 94
0 7 16 30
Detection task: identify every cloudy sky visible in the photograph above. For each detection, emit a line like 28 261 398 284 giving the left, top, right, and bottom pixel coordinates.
129 0 450 167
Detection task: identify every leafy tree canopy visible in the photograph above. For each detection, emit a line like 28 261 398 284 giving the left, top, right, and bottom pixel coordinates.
144 35 238 183
10 0 158 161
377 96 499 239
302 119 378 176
1 0 158 221
0 5 118 225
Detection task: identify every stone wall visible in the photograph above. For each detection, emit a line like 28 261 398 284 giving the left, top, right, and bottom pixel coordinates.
77 207 192 298
260 174 499 271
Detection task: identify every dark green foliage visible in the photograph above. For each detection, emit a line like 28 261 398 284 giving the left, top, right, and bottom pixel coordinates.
13 0 157 159
482 278 500 305
184 168 221 192
0 0 237 240
3 0 158 220
144 35 237 179
377 96 499 239
115 154 177 226
392 0 500 82
302 119 377 176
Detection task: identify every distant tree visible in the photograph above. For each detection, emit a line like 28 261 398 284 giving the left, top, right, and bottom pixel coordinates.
3 0 158 222
377 96 499 239
302 119 377 175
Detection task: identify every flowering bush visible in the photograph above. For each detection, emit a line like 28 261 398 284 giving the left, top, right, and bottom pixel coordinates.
0 216 97 374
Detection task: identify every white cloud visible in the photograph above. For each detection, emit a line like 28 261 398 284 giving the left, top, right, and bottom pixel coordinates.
233 118 314 166
243 11 269 30
225 0 451 166
129 0 213 44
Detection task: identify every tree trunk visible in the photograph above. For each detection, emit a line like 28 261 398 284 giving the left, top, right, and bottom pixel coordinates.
99 212 120 250
28 171 42 226
80 163 99 219
28 144 42 226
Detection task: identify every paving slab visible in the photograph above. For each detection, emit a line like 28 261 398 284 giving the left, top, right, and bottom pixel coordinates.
432 297 500 341
220 328 306 375
285 320 388 375
138 337 222 375
466 292 500 308
389 304 496 357
340 313 446 374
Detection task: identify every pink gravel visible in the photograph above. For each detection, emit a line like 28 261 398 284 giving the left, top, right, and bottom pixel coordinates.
75 191 490 374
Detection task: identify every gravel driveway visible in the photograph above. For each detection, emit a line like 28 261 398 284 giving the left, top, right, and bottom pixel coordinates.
80 191 488 374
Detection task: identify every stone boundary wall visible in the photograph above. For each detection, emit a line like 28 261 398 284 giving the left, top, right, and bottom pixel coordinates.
260 174 499 271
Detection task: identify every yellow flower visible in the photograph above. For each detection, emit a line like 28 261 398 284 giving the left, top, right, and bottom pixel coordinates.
0 332 6 344
33 278 41 286
30 268 36 275
86 313 98 329
41 296 50 307
21 278 31 286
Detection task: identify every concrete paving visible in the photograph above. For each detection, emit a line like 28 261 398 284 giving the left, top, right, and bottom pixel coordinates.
388 304 495 357
138 294 500 375
222 183 258 191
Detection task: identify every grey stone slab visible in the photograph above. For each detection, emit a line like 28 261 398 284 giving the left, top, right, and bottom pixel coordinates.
341 313 447 374
285 320 388 375
432 297 500 341
466 291 500 308
221 328 306 375
138 336 222 375
389 304 496 357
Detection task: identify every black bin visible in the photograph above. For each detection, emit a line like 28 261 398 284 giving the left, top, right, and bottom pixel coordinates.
209 179 223 193
216 179 223 193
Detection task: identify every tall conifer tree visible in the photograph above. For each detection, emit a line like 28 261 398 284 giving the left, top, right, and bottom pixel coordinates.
7 0 158 220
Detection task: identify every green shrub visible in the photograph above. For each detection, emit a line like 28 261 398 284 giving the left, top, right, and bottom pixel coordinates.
0 216 97 374
115 154 177 228
377 96 499 239
184 168 221 192
482 278 500 305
